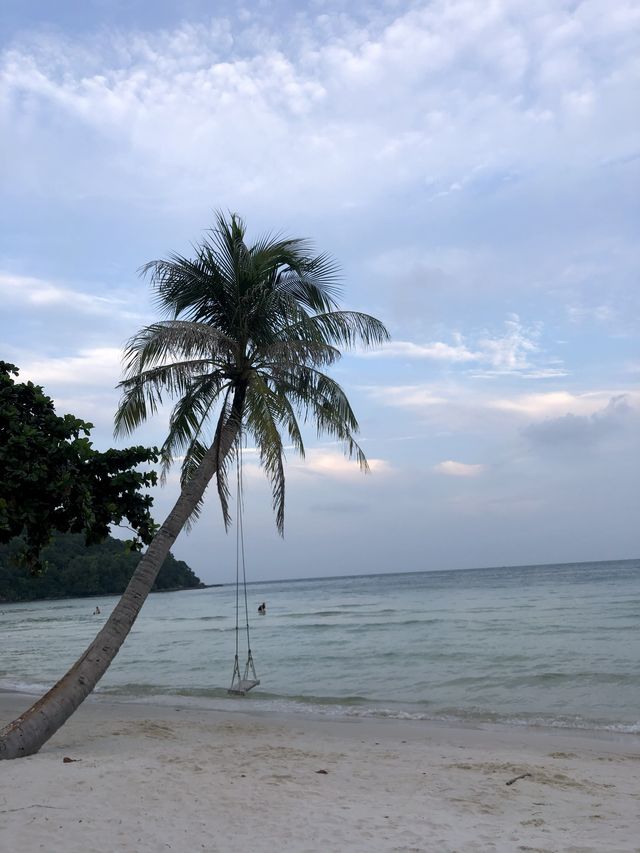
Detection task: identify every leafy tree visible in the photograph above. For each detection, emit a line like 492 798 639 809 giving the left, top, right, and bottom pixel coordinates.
0 212 389 759
0 362 158 569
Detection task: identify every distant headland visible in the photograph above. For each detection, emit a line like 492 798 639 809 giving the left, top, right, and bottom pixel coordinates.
0 533 205 603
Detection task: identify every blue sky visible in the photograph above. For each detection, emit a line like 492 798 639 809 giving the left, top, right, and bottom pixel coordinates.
1 0 638 582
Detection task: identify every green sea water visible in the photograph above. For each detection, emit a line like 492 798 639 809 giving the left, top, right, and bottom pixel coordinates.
1 559 639 733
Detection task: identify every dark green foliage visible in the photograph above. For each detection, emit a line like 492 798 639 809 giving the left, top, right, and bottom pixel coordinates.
0 532 203 602
0 362 159 569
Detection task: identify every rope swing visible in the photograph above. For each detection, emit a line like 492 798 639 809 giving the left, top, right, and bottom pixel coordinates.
228 437 260 696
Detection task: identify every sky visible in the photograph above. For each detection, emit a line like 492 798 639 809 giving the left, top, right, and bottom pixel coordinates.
1 0 638 583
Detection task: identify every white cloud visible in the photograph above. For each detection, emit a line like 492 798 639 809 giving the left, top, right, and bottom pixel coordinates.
522 394 637 448
477 314 539 373
366 380 640 442
567 303 616 325
18 347 123 387
235 447 392 485
1 0 637 213
0 1 636 578
365 315 567 378
434 460 486 477
288 449 391 480
371 385 449 409
367 340 478 362
0 272 142 318
470 315 568 378
488 390 640 419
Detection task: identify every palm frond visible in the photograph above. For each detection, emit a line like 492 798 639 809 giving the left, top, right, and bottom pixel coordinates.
282 310 390 349
271 365 369 471
141 254 230 326
255 339 341 372
122 321 235 373
244 378 289 534
160 374 229 473
115 361 201 437
175 439 212 530
210 387 245 531
275 252 342 313
115 359 226 438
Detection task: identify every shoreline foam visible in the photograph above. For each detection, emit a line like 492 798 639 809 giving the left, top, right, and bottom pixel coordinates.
3 680 639 738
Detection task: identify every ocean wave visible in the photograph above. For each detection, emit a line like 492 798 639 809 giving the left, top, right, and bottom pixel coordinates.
341 706 640 734
495 671 640 688
168 615 226 622
0 678 52 695
119 691 640 735
276 617 441 631
5 677 637 736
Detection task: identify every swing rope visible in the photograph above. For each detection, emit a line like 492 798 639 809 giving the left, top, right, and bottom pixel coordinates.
229 434 260 695
234 439 253 662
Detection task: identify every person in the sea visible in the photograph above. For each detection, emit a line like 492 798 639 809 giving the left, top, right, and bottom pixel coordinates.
258 602 266 615
93 606 101 615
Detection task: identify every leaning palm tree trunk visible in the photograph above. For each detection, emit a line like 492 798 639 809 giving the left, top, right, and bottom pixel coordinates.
0 211 389 761
0 394 244 760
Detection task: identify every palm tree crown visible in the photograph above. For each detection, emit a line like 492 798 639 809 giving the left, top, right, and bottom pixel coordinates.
115 212 389 532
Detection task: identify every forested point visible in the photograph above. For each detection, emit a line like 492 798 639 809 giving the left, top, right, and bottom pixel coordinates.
0 533 204 602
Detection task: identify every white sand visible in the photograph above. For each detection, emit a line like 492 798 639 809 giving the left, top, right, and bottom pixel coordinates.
0 692 638 853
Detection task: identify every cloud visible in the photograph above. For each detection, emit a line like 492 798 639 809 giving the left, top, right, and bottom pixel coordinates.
0 1 637 580
434 460 486 477
364 315 567 377
365 378 640 448
237 447 392 486
370 385 449 410
522 394 636 448
0 273 148 328
288 449 391 480
472 315 569 378
366 340 478 362
567 303 616 325
477 314 539 371
17 347 124 387
488 390 639 419
0 272 125 313
10 348 129 434
1 0 638 216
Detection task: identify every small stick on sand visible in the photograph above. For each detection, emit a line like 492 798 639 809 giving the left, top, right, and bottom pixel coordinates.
505 772 532 786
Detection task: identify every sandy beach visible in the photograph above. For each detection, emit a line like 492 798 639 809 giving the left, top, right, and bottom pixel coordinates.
0 692 638 852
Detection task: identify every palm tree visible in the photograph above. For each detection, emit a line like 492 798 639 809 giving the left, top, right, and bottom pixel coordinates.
0 212 389 759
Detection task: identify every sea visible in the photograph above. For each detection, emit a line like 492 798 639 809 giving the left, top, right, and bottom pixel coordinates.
1 559 639 735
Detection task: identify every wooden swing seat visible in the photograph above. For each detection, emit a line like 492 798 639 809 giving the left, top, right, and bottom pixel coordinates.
228 678 260 696
228 649 259 696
